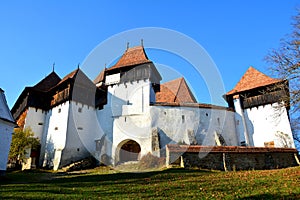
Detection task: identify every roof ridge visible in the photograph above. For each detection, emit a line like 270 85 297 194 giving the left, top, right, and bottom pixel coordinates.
33 71 61 92
174 77 184 102
126 45 143 51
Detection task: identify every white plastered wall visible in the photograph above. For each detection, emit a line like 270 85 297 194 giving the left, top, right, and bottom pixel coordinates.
43 102 70 170
244 103 294 148
24 107 47 140
150 106 238 149
61 101 104 166
0 120 14 171
108 80 153 164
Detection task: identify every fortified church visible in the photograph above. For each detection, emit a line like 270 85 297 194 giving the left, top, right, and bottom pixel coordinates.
11 45 295 170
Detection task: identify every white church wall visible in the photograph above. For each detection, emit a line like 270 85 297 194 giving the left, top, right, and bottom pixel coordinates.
109 80 154 165
60 101 102 167
244 103 294 148
43 102 70 170
233 98 249 146
234 112 245 145
96 103 113 163
208 109 238 146
0 120 14 172
24 107 47 140
107 80 152 117
97 86 115 143
112 114 152 165
150 106 200 145
21 107 47 169
150 106 238 149
39 109 52 167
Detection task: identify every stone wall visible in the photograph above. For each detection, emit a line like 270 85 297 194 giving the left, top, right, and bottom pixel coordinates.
166 145 300 171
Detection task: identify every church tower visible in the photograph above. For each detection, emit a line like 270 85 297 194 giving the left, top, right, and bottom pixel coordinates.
11 71 61 169
95 45 162 165
43 68 106 170
225 67 294 148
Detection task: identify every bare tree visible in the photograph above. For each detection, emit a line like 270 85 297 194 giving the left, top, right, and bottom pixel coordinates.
265 9 300 148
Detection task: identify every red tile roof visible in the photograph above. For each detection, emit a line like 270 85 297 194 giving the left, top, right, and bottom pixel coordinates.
156 77 197 103
166 144 297 153
151 102 233 111
226 66 282 95
107 46 151 71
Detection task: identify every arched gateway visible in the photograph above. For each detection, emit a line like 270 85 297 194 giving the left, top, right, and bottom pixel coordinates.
116 140 141 164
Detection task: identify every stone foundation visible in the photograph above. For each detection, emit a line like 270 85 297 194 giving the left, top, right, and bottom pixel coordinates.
166 145 300 170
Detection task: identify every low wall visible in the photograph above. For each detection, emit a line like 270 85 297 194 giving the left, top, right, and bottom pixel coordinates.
166 145 300 171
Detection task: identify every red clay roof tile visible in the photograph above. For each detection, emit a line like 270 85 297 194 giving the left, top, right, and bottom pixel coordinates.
107 46 151 71
156 77 197 103
226 66 282 95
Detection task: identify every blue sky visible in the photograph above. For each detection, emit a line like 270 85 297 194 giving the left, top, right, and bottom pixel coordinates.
0 1 299 108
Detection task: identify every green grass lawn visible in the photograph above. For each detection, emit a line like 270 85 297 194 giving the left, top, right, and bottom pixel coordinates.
0 166 299 199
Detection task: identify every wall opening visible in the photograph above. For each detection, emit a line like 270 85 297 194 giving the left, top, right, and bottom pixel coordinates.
117 140 141 164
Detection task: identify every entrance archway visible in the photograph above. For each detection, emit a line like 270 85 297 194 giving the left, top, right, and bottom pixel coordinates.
117 140 141 164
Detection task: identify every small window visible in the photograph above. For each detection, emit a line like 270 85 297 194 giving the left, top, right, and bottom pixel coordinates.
206 113 208 117
164 111 167 115
182 115 185 123
125 117 127 122
58 108 61 113
217 118 220 126
77 127 83 130
38 122 43 125
55 127 58 130
236 120 240 126
78 107 82 113
77 148 80 152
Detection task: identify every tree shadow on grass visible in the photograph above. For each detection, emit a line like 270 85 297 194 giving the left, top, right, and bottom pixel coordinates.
0 167 212 185
51 168 213 185
0 168 215 199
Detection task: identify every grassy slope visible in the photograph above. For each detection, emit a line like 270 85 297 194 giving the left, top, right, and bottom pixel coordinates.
0 166 299 199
